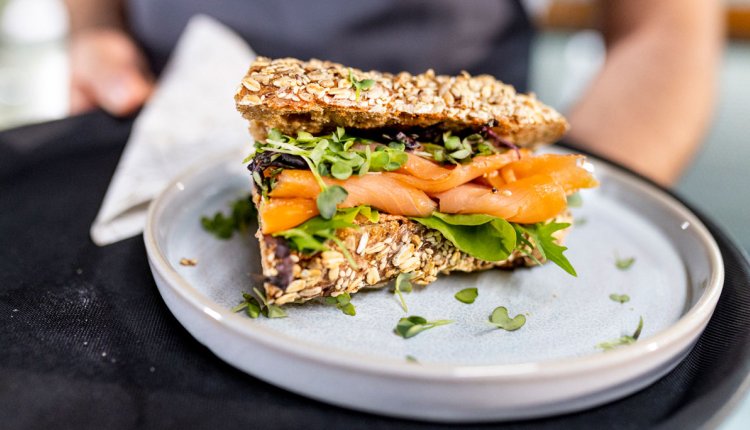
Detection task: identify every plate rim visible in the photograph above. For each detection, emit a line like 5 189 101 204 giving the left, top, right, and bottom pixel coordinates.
144 149 725 382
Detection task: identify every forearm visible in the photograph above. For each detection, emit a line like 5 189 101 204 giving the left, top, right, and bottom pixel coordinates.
567 0 723 185
64 0 126 33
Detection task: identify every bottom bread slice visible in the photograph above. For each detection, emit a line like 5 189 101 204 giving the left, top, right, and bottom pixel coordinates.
258 212 572 305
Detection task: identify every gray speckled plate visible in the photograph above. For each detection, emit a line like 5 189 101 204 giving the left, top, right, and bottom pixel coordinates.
144 149 723 422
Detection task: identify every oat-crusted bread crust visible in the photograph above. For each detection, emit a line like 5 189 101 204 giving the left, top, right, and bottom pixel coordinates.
259 213 571 305
235 57 568 148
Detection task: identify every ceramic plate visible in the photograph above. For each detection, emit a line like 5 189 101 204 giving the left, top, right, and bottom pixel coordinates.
144 149 723 422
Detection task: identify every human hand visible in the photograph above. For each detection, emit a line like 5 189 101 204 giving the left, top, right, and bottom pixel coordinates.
69 28 154 116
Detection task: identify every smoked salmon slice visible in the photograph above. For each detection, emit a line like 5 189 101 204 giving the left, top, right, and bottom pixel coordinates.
261 152 596 233
500 154 598 193
385 152 527 194
396 153 453 180
433 174 568 224
259 197 319 234
269 170 437 217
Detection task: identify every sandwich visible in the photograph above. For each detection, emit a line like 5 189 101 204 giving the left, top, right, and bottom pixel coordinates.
234 57 597 306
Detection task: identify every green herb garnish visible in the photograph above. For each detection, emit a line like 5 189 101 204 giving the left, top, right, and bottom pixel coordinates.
393 272 414 312
251 128 407 186
348 68 375 101
324 293 356 316
201 196 256 239
615 255 636 270
609 294 630 304
232 288 286 319
488 306 526 331
394 316 452 339
418 132 492 165
597 316 644 351
253 287 288 319
455 288 478 304
231 293 262 318
406 355 419 363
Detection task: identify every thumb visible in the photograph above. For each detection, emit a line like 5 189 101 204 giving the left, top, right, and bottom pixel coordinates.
94 66 153 117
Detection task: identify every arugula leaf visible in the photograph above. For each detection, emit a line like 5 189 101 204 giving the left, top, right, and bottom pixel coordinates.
514 222 577 276
615 256 636 270
597 316 644 351
489 306 526 331
455 288 478 304
317 185 348 219
324 293 356 316
412 213 516 261
393 272 413 312
609 293 630 304
201 196 256 239
394 316 452 339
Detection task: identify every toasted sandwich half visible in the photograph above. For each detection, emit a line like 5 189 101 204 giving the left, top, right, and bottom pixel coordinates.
235 57 598 305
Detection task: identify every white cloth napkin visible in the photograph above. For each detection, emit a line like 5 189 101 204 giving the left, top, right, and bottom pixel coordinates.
90 15 255 246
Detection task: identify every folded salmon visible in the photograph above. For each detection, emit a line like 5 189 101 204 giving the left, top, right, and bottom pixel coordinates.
235 57 598 305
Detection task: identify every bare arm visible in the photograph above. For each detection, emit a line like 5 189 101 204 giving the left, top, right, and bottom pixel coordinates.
567 0 723 185
65 0 153 116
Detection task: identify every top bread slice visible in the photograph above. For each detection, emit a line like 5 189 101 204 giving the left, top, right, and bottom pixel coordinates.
235 57 568 148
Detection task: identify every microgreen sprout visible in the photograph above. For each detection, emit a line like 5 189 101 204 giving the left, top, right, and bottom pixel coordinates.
348 68 375 101
252 287 288 318
615 255 636 270
394 316 452 339
324 293 356 316
609 294 630 304
454 288 478 304
488 306 526 331
393 272 413 312
317 185 348 220
232 288 286 319
597 316 644 351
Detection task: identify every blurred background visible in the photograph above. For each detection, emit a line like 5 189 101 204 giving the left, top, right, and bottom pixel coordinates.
0 0 748 425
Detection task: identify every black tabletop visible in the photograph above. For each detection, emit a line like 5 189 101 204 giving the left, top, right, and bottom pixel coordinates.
1 111 750 430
